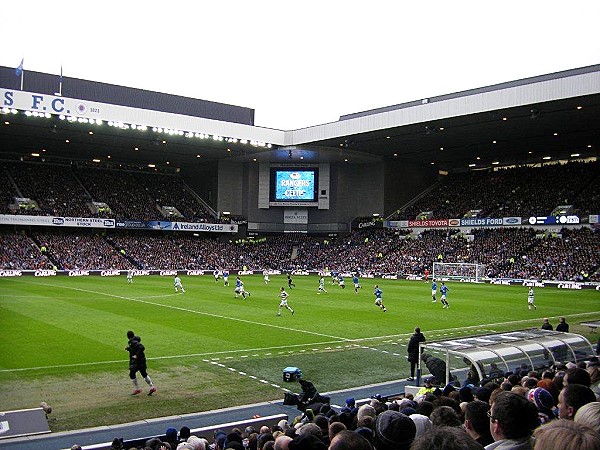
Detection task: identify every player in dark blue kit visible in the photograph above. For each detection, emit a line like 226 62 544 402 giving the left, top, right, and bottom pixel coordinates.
373 285 387 312
234 276 250 299
353 274 361 293
431 280 437 302
331 270 339 285
440 282 449 308
222 269 229 286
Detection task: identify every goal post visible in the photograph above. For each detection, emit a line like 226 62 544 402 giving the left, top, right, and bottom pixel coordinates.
432 262 486 283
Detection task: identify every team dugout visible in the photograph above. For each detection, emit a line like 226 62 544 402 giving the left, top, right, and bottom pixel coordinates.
417 329 596 386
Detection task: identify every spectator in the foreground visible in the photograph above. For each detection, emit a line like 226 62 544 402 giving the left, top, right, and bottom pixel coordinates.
464 400 494 447
164 427 178 449
410 426 485 450
532 419 600 450
486 391 539 450
274 435 292 450
564 367 592 387
328 422 347 443
375 411 416 450
527 387 556 424
558 384 597 420
329 430 373 450
409 414 432 439
574 401 600 436
429 406 462 428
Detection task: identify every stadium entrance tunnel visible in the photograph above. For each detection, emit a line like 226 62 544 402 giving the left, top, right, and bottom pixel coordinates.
416 329 595 387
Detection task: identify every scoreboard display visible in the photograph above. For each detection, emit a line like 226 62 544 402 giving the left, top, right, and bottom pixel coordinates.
270 168 318 203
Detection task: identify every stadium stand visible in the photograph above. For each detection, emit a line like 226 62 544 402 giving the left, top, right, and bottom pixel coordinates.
2 225 598 281
390 161 599 220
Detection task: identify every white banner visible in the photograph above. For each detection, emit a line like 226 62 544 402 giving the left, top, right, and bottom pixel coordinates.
283 208 308 224
0 214 115 228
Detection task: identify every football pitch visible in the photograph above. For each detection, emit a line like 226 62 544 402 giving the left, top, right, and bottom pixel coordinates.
0 274 598 432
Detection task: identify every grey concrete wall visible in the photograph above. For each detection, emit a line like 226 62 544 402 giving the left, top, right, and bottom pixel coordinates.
384 160 438 216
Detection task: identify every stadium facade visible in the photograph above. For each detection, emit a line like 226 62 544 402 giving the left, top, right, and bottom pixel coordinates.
1 64 599 234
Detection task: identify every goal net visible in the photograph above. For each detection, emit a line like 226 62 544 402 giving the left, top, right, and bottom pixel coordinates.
433 262 486 283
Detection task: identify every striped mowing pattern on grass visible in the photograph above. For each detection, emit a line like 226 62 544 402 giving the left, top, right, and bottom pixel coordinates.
0 274 598 431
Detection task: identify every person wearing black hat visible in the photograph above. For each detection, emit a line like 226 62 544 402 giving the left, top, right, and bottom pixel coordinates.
407 327 426 381
375 410 416 450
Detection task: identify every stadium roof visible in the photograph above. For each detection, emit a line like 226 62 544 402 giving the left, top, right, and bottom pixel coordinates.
1 64 599 171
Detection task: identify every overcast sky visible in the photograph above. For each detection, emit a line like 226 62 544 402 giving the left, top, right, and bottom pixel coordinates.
1 1 599 130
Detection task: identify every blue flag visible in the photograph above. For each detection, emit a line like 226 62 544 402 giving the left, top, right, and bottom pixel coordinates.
15 58 24 77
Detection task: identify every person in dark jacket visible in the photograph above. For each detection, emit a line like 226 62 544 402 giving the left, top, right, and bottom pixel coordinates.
407 327 426 381
421 353 454 386
556 317 569 332
126 330 157 396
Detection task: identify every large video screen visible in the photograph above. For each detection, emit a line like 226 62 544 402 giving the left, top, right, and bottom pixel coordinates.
270 167 318 203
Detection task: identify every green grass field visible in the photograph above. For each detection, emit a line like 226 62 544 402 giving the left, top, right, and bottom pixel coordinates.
0 274 598 432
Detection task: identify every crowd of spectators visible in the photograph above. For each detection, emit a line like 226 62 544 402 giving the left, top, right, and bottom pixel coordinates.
0 161 218 222
0 229 53 270
390 160 599 220
70 358 600 449
1 226 598 281
35 229 137 270
2 160 598 227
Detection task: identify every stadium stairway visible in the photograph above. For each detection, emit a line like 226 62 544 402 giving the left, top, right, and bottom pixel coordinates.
0 378 416 450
